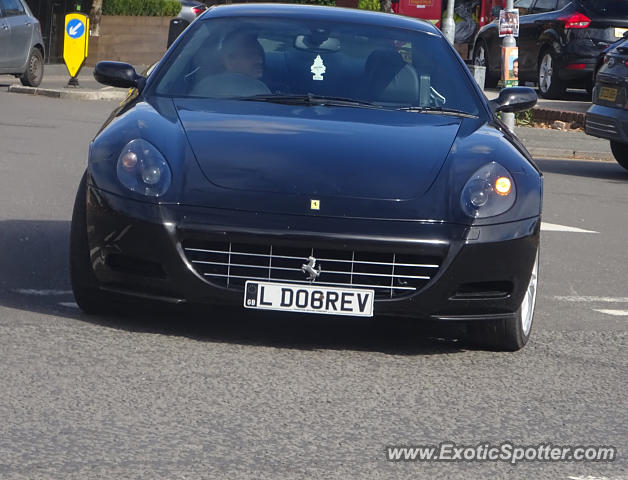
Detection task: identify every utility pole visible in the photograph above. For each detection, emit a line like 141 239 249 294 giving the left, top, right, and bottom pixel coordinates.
442 0 456 45
502 0 516 131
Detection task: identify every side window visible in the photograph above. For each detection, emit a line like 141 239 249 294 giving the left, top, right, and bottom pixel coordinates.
532 0 558 13
556 0 570 9
513 0 534 15
2 0 25 16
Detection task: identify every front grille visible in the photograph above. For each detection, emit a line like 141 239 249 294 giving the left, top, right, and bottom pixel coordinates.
182 240 442 299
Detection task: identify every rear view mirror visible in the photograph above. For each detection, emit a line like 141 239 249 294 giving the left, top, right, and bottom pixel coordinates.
94 61 146 90
489 87 537 113
294 32 340 53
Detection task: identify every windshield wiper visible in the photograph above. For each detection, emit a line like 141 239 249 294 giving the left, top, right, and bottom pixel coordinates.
239 93 383 110
397 106 478 118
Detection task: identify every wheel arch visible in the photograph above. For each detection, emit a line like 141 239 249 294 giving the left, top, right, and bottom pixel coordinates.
536 31 562 62
33 43 45 59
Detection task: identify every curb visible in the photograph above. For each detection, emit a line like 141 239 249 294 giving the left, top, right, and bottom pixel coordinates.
525 147 614 162
7 85 128 101
532 107 585 129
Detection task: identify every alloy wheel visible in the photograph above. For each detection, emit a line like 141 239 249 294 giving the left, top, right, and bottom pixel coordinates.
520 251 538 337
539 53 553 93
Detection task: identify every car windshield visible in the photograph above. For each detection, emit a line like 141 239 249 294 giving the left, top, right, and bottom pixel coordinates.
153 16 481 115
581 0 628 16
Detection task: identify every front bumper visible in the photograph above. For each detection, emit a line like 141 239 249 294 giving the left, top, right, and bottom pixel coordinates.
86 184 540 321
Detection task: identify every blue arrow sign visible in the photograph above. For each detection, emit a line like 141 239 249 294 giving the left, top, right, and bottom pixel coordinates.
66 19 85 39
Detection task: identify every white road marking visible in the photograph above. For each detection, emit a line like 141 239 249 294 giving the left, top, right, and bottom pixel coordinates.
554 296 628 303
58 302 79 309
593 309 628 316
568 476 624 480
541 222 598 233
14 289 72 296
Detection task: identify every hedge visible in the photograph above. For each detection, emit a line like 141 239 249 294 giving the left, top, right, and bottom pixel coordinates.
102 0 181 16
358 0 379 10
101 0 384 17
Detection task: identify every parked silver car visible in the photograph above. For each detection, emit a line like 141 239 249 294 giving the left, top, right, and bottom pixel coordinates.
175 0 207 24
0 0 44 87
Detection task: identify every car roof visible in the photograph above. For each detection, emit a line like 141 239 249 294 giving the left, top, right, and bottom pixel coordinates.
200 3 441 36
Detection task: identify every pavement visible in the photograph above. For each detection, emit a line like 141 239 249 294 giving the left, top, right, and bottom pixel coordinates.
1 89 627 480
515 126 613 162
0 64 130 101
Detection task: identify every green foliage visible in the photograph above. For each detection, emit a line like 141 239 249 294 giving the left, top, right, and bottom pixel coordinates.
103 0 181 16
359 0 379 10
516 109 533 126
290 0 336 5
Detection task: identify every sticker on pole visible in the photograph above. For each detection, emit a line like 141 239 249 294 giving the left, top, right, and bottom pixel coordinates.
63 13 90 79
499 9 519 37
502 46 519 87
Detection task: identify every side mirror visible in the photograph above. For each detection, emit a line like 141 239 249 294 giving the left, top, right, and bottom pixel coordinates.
489 87 537 113
94 61 146 90
491 6 501 18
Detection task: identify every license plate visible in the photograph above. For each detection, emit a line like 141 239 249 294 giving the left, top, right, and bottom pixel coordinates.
244 281 374 317
599 86 618 102
615 27 627 38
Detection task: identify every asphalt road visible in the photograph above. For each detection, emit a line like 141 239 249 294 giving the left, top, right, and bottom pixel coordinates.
0 91 626 480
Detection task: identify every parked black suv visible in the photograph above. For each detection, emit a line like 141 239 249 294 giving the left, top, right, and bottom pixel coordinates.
473 0 628 98
585 35 628 171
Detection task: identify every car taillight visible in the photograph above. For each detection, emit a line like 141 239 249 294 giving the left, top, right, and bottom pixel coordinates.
566 63 586 70
192 6 206 15
558 12 591 29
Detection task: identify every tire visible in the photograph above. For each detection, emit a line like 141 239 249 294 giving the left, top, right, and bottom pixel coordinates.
466 250 539 351
69 172 115 314
610 141 628 171
20 48 44 87
473 39 498 88
537 49 565 99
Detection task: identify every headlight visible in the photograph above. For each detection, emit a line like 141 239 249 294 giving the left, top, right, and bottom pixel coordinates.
116 139 171 197
461 162 516 218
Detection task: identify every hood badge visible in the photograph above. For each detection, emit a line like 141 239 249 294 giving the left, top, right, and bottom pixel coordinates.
302 256 321 282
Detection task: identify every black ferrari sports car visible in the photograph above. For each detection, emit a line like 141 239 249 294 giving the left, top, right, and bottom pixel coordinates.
71 4 542 350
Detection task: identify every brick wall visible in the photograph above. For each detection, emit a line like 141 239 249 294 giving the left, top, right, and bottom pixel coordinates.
86 16 170 67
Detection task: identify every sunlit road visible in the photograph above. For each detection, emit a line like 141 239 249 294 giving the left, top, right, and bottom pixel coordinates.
0 91 626 479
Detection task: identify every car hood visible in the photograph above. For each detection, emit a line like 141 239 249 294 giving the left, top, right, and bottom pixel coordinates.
175 99 461 201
